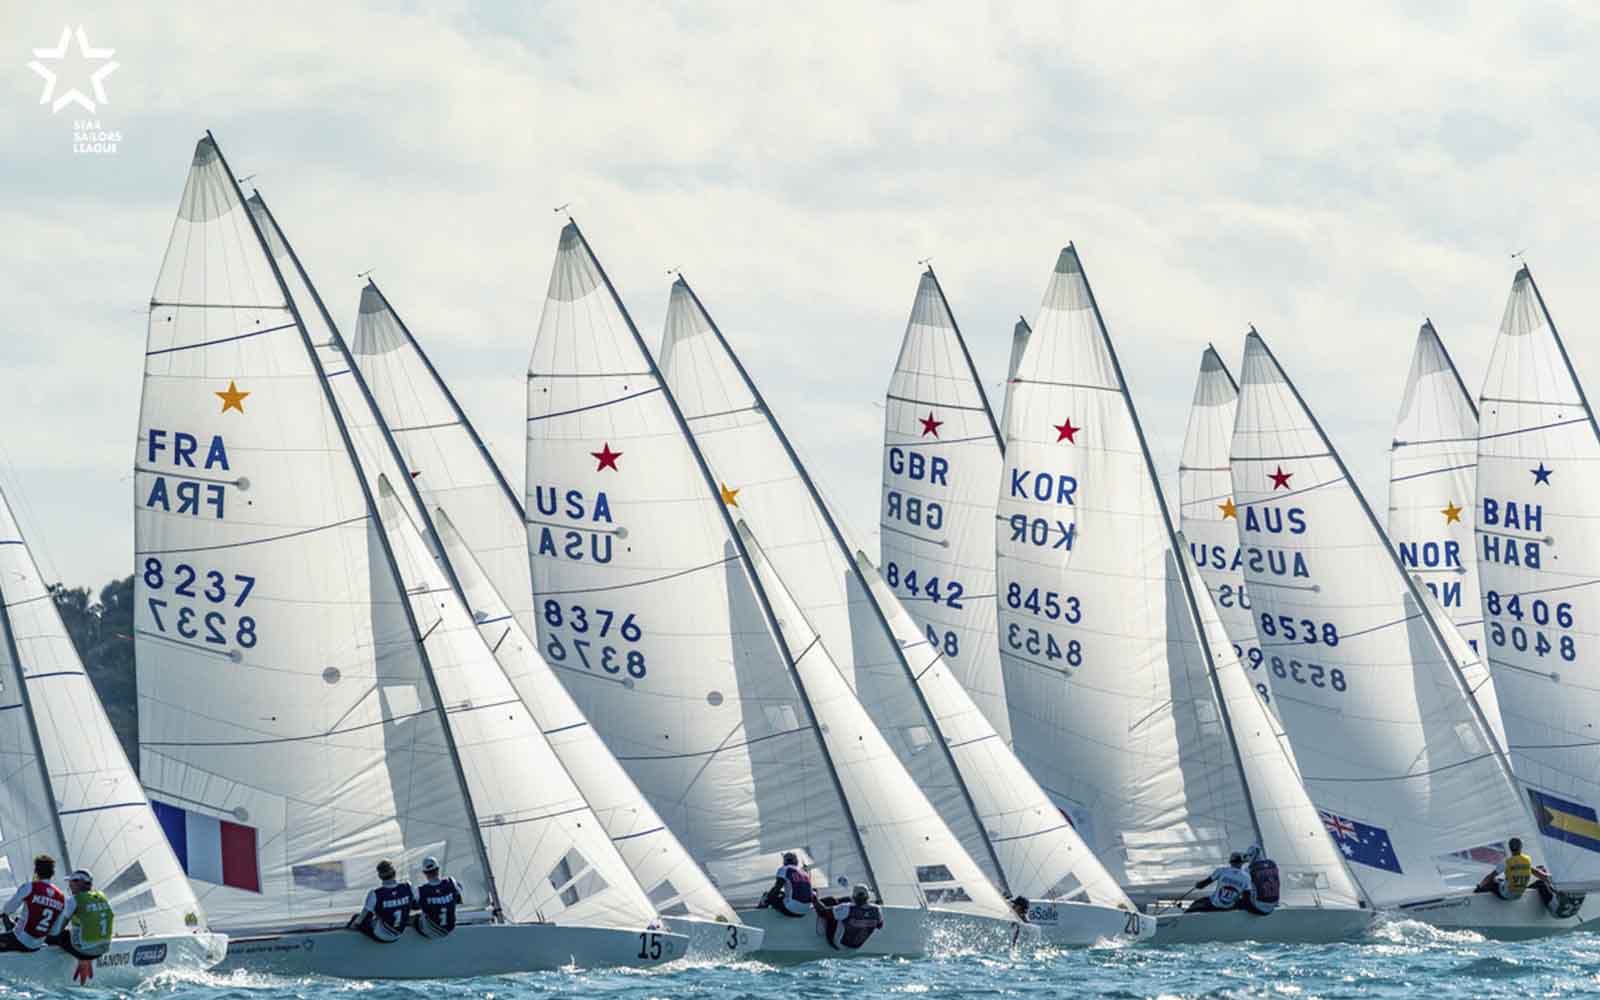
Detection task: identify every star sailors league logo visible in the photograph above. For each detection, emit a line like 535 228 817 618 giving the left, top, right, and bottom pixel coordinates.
26 25 123 154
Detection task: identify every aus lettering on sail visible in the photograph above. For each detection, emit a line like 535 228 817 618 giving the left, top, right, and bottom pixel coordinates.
1003 467 1078 551
1234 503 1310 580
528 485 616 563
142 428 232 519
883 447 949 534
1480 497 1545 569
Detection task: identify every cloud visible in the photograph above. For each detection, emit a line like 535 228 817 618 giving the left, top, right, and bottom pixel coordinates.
5 1 1600 586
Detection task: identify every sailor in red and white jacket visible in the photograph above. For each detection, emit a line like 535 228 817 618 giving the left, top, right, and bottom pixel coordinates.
0 854 67 953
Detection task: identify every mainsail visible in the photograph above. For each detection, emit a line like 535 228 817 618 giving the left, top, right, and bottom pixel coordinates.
1230 329 1530 906
1001 317 1031 431
662 272 1128 914
1389 321 1505 748
879 270 1010 742
0 483 205 934
1475 268 1600 891
994 245 1328 900
526 221 899 907
349 275 748 928
136 136 494 931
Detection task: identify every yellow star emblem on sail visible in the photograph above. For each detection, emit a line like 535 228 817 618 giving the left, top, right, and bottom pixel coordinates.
215 380 250 414
719 483 740 507
1218 498 1237 519
1441 501 1462 524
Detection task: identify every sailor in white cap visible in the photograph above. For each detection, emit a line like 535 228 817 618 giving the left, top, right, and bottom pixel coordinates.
413 856 464 939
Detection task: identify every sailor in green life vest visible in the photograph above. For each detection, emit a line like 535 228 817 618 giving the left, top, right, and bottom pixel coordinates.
46 870 114 959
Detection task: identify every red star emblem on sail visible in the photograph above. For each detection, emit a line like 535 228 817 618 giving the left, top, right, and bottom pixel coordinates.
1269 465 1292 490
919 411 942 438
591 443 622 472
1054 418 1080 444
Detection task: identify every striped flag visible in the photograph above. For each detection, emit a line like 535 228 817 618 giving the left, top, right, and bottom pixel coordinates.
152 801 261 893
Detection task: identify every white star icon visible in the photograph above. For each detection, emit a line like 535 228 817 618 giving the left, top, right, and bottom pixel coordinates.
28 26 119 114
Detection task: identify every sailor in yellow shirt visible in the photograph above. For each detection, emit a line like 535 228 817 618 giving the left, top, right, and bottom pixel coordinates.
1474 838 1555 906
46 869 114 959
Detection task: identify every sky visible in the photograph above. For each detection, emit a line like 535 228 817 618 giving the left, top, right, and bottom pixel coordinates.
6 1 1600 589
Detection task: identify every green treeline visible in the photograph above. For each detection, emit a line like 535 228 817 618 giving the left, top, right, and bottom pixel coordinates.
50 574 139 767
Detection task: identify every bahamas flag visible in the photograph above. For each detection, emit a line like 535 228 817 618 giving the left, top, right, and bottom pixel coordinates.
152 800 261 892
1529 789 1600 854
1320 810 1403 873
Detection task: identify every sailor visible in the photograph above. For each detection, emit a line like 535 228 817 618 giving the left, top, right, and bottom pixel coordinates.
1010 895 1031 946
820 884 883 950
47 869 114 959
1474 837 1554 906
1188 852 1252 912
1242 846 1280 916
413 856 464 939
347 860 414 943
0 855 66 953
762 851 814 917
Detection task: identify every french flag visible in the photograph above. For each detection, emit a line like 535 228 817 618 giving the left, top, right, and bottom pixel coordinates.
152 801 261 893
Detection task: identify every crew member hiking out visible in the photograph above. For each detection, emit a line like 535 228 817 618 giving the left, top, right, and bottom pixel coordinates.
1474 837 1554 907
762 852 813 917
347 860 414 943
1188 852 1251 912
48 869 114 959
413 856 464 939
1244 846 1280 916
0 855 65 953
816 884 883 950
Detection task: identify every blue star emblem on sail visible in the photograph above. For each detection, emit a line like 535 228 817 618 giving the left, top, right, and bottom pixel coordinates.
1531 462 1553 485
1320 810 1403 873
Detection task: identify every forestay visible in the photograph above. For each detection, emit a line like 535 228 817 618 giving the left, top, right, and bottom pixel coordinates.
879 270 1011 743
657 274 1006 899
1179 347 1286 723
996 246 1267 898
524 222 871 906
1389 321 1505 748
0 484 205 935
1230 330 1530 907
136 136 491 931
1475 268 1600 891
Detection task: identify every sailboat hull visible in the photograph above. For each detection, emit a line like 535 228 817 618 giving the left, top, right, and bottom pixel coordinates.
1397 890 1600 939
216 923 688 978
1153 906 1375 943
0 931 227 988
669 915 766 955
737 905 927 959
1021 901 1156 944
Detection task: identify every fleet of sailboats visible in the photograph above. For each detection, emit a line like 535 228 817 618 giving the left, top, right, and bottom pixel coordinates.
7 129 1597 983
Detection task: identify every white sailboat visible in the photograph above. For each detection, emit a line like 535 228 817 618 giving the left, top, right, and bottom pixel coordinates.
1230 327 1594 937
996 247 1370 942
524 221 954 958
1475 266 1600 906
134 135 685 978
1389 321 1506 749
0 482 226 986
664 272 1147 944
346 279 764 955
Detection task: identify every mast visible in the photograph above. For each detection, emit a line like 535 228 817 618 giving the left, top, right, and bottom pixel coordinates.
364 279 528 521
674 274 1011 895
1064 247 1263 848
563 222 880 892
924 267 1004 449
210 134 503 916
0 492 72 872
1245 328 1525 802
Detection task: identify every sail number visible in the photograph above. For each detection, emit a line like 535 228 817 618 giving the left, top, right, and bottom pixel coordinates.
1231 643 1271 704
141 557 258 649
1267 654 1346 692
1005 583 1081 623
883 562 965 608
1258 614 1339 647
1484 590 1577 661
1005 623 1082 668
542 600 647 679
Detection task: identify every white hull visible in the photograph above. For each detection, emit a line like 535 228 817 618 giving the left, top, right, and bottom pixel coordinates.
215 923 687 978
1021 900 1156 945
0 931 226 988
737 905 927 960
1396 890 1600 940
1152 904 1374 943
669 915 766 955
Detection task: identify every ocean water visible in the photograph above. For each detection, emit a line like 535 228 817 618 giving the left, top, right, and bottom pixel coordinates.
5 920 1596 1000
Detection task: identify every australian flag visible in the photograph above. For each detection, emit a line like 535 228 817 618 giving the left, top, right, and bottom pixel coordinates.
1320 809 1403 873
